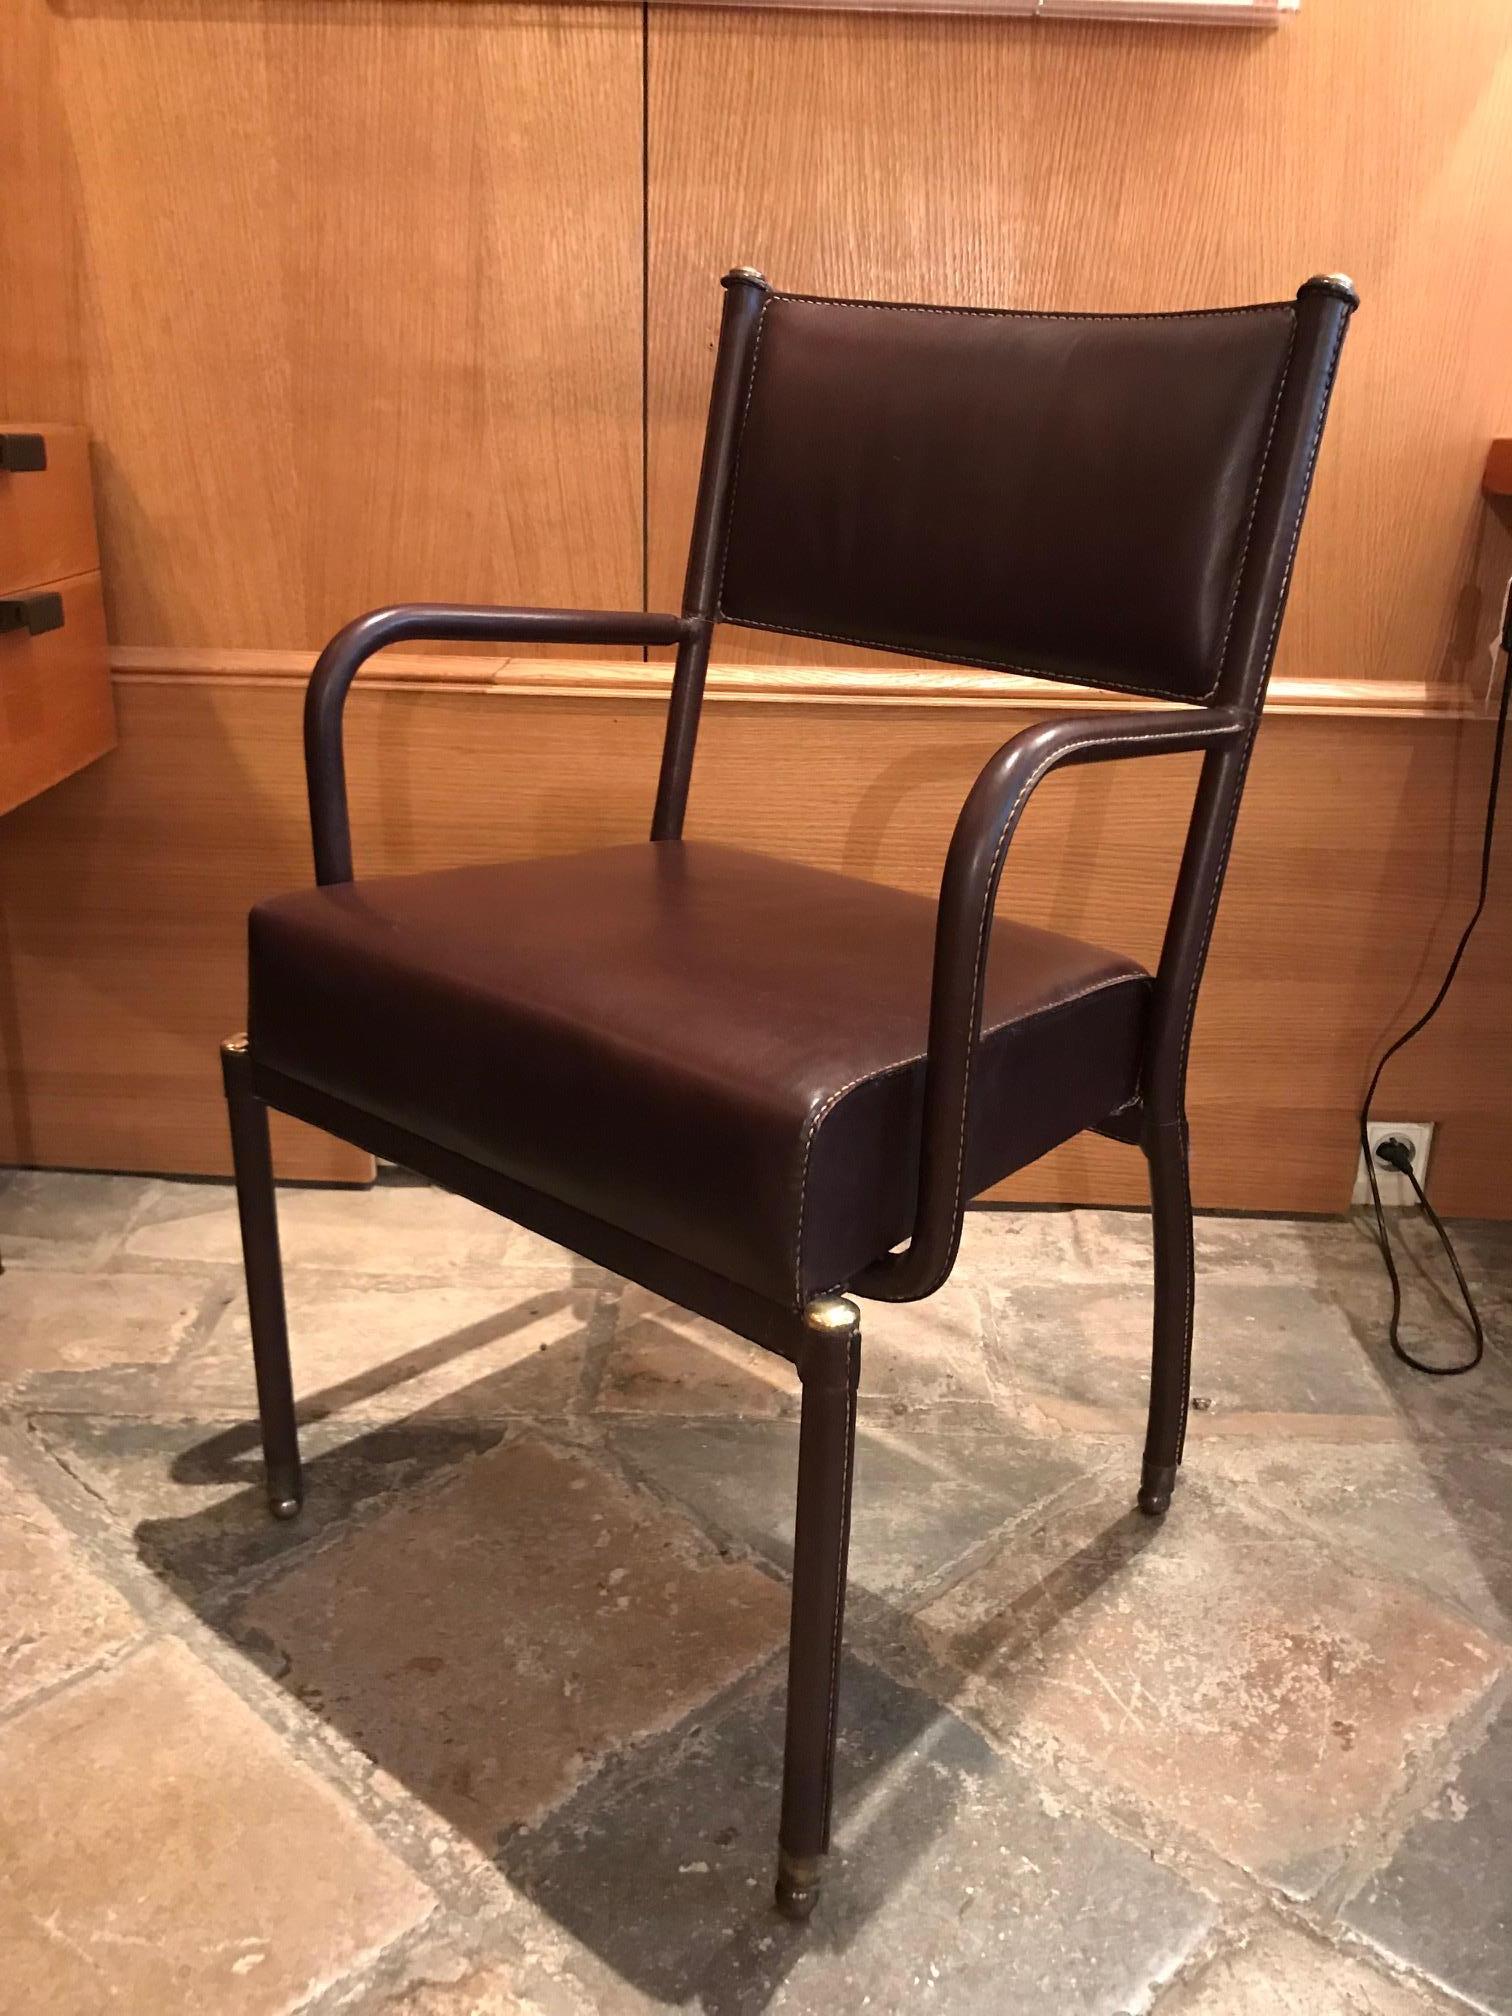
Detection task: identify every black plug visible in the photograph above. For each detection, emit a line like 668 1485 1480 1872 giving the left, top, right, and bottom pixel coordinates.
1374 1135 1416 1176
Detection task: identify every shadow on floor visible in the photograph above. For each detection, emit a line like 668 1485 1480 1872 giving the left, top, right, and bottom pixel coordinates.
1325 1215 1512 1631
129 1298 1161 2012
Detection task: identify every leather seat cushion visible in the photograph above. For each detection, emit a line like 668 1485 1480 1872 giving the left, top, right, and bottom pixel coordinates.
248 842 1148 1308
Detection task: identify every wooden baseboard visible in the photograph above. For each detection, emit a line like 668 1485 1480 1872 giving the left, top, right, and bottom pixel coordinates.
109 645 1488 720
2 651 1507 1215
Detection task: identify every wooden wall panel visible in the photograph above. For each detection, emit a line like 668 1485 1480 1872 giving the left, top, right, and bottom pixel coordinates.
1 667 1505 1217
0 574 115 819
1 0 643 647
648 0 1512 694
0 0 83 423
2 0 1510 1218
0 672 367 1184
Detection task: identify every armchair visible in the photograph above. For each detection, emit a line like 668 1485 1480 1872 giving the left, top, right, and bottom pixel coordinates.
222 267 1356 1916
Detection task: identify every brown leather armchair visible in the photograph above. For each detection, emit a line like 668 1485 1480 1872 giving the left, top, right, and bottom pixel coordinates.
222 268 1356 1916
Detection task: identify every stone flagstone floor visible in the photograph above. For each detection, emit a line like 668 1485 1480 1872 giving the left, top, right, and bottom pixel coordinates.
1 1166 1509 2015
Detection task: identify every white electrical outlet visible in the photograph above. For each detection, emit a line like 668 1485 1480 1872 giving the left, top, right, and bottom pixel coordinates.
1353 1121 1435 1208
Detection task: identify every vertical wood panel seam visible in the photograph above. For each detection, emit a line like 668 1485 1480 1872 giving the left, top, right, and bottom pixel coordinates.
640 0 651 645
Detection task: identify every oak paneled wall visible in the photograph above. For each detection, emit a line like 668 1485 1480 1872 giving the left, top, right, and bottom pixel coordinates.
3 0 1511 1213
648 0 1512 690
0 661 1506 1217
0 0 644 647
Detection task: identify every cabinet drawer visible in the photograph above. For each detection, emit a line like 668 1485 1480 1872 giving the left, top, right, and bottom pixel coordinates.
0 572 116 815
0 425 100 595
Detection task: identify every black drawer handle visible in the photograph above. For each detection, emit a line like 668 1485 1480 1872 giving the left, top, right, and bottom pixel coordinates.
0 434 47 473
0 592 64 637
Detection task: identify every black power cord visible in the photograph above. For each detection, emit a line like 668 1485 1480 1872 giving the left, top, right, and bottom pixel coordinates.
1367 1135 1484 1374
1357 595 1511 1375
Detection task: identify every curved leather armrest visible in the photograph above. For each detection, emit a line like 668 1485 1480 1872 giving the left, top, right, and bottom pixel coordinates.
305 603 691 884
854 703 1249 1303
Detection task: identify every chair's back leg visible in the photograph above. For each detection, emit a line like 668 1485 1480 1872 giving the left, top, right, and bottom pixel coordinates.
1140 1114 1195 1517
221 1038 302 1520
776 1295 861 1921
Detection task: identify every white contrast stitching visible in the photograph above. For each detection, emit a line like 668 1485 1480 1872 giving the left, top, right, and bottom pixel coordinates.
713 295 774 620
791 958 1163 1306
820 1326 857 1838
758 291 1347 1319
772 291 1296 327
1166 313 1351 1462
718 297 1300 707
927 724 1243 1300
1209 318 1299 695
1144 323 1304 1463
794 1067 894 1306
1173 330 1346 1095
1173 1118 1197 1463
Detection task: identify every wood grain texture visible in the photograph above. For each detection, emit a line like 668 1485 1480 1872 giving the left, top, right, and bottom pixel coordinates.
0 426 99 597
647 0 1512 693
0 574 115 817
0 0 643 649
0 5 83 431
0 668 365 1183
1 671 1505 1217
2 0 1509 1225
105 645 1491 718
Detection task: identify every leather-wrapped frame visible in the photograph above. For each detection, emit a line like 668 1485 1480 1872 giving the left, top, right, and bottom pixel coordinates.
226 267 1357 1918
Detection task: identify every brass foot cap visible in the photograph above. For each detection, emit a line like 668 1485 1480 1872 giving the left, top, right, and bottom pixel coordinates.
774 1851 823 1921
1138 1462 1177 1519
269 1495 303 1523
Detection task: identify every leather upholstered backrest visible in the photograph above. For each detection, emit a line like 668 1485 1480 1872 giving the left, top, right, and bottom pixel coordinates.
715 291 1300 705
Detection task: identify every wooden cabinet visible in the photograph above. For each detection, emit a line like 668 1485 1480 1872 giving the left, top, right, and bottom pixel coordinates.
0 424 114 816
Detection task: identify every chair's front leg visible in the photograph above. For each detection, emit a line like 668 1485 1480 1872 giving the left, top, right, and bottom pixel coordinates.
1140 1113 1195 1517
776 1295 861 1920
221 1038 302 1521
